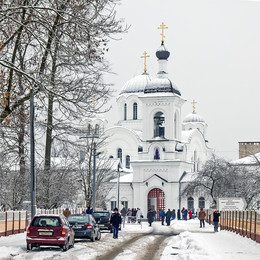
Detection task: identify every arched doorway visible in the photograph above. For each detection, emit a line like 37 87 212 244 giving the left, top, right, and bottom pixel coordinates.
147 188 165 220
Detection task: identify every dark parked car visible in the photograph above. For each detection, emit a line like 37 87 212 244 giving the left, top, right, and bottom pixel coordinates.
93 211 112 233
26 214 75 251
68 214 101 242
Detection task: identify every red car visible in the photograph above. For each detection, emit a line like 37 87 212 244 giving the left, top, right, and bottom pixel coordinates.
26 214 75 251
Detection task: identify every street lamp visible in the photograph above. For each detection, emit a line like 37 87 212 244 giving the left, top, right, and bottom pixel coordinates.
117 161 123 209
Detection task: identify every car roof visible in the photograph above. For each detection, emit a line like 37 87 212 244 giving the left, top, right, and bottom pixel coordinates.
34 214 62 217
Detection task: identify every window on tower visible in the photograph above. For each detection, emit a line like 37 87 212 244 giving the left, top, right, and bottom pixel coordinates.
133 102 137 120
126 155 130 169
124 103 127 120
117 148 122 163
154 112 165 138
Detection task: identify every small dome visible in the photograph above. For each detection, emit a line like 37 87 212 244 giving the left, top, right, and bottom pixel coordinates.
120 72 152 94
156 42 170 60
144 78 181 95
183 112 205 123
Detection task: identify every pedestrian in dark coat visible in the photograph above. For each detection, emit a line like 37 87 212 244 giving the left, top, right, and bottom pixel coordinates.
161 209 166 225
198 208 206 228
181 207 185 220
153 210 157 222
110 208 122 238
177 209 181 220
166 209 172 226
147 209 154 227
183 209 188 221
213 210 221 232
86 206 93 214
172 209 176 220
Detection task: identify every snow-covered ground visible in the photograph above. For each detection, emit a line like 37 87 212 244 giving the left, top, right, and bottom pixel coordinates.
0 219 259 259
161 219 260 260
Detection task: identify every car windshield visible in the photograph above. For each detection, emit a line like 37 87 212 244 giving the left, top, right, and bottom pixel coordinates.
68 215 89 222
93 212 109 218
31 217 61 227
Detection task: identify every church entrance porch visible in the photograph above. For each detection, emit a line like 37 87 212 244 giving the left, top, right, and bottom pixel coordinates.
147 188 165 220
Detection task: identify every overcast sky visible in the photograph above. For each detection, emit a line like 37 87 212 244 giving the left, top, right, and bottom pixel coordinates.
104 0 260 161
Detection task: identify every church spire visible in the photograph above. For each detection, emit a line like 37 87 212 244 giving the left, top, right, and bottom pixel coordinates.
158 22 168 43
141 51 150 73
191 100 197 113
156 22 170 77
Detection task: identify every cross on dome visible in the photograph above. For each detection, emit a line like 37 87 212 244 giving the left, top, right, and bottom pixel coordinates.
141 51 150 72
191 99 197 113
158 22 168 43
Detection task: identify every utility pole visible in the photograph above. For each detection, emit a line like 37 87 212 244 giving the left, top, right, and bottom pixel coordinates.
93 142 96 212
30 89 36 218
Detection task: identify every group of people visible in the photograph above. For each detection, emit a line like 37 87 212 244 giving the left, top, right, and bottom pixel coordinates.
125 208 144 223
198 208 221 232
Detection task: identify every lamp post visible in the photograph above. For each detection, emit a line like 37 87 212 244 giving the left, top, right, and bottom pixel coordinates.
30 89 36 218
117 161 123 209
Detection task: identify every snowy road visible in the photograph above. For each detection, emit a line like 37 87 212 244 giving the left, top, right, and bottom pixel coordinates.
0 220 260 259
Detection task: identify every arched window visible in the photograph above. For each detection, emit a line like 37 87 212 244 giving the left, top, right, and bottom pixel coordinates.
124 103 127 120
198 197 205 209
133 102 137 120
187 197 194 210
154 112 165 138
126 155 130 169
94 124 99 135
117 148 122 163
154 148 160 160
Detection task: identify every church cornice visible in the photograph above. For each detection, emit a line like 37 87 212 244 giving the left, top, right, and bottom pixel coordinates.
143 168 168 172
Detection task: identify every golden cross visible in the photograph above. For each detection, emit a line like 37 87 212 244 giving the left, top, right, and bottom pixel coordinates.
191 100 197 113
158 22 168 43
141 51 150 72
93 96 96 109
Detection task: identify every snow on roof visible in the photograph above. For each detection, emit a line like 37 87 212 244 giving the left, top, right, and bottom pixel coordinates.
231 152 260 165
180 172 198 183
181 129 197 143
110 173 133 183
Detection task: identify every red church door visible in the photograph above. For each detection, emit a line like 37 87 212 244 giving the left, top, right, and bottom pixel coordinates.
147 188 165 220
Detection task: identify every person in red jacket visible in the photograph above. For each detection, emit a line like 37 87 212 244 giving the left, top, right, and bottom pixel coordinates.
189 210 193 219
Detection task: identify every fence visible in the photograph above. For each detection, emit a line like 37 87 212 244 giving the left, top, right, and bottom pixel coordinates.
204 209 260 243
0 208 84 237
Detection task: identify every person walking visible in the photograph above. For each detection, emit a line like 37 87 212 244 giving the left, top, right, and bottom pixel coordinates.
161 209 166 225
126 208 132 223
166 209 172 226
183 208 188 221
198 208 206 228
153 209 157 222
189 209 193 220
171 209 176 220
177 209 181 220
147 209 154 227
110 208 122 239
136 208 143 224
213 210 221 232
120 206 127 228
181 207 185 220
63 208 71 218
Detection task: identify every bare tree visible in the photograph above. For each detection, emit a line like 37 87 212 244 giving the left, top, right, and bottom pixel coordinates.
182 154 260 209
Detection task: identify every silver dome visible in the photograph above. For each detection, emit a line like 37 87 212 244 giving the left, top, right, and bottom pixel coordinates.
144 78 181 95
120 73 152 94
183 112 205 123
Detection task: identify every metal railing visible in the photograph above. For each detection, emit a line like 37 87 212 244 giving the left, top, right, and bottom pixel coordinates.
0 208 85 237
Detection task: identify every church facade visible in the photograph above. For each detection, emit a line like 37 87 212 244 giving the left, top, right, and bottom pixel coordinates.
102 26 212 217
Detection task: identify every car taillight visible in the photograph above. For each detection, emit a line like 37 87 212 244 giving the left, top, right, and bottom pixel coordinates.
86 224 92 229
26 226 30 237
62 227 66 237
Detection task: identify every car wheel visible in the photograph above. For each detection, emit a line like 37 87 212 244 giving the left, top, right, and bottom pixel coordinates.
96 231 101 241
91 232 96 242
70 237 75 248
62 239 69 251
27 243 32 251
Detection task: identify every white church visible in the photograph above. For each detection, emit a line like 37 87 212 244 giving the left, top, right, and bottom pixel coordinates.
99 24 212 218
